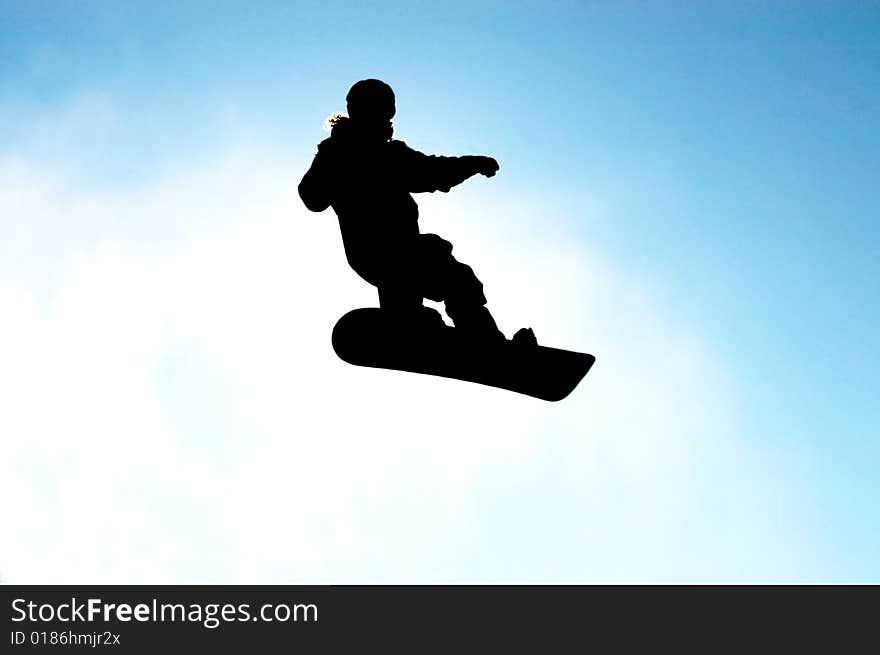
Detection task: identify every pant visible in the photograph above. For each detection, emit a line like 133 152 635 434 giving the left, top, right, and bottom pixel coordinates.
375 233 502 338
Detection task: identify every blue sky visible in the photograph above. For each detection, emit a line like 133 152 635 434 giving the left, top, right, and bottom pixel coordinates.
1 1 878 582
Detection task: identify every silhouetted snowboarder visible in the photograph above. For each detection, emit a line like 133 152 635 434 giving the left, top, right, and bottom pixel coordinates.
299 78 535 343
300 79 594 400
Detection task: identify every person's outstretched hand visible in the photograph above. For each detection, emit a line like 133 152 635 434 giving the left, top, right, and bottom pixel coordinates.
473 156 499 177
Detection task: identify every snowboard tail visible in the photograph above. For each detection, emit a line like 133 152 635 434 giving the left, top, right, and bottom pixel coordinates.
332 308 594 401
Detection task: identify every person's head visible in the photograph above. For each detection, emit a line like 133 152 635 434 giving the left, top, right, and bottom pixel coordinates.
346 79 396 126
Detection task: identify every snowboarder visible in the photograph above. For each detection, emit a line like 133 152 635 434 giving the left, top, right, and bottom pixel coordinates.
298 78 537 346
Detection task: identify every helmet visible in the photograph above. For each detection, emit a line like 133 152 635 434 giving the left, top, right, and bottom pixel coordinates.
346 79 396 123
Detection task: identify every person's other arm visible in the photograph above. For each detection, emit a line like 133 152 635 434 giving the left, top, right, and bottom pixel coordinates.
298 148 333 212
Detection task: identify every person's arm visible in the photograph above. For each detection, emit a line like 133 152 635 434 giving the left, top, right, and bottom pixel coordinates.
396 142 498 193
298 149 333 212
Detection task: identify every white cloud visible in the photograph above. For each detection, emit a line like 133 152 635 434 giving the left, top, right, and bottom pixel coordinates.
0 129 806 583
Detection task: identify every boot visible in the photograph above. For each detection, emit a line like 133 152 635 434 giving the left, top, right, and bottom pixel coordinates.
511 327 538 348
445 304 505 342
378 287 444 330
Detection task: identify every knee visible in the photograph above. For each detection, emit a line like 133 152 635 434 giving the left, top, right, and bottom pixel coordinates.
419 233 454 258
446 262 487 306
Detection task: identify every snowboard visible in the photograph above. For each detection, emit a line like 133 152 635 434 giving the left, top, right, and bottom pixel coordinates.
332 308 595 401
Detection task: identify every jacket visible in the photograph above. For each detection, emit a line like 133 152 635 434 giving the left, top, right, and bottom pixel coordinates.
298 117 481 283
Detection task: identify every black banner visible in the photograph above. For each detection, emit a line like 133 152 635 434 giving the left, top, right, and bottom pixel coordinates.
1 586 875 651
